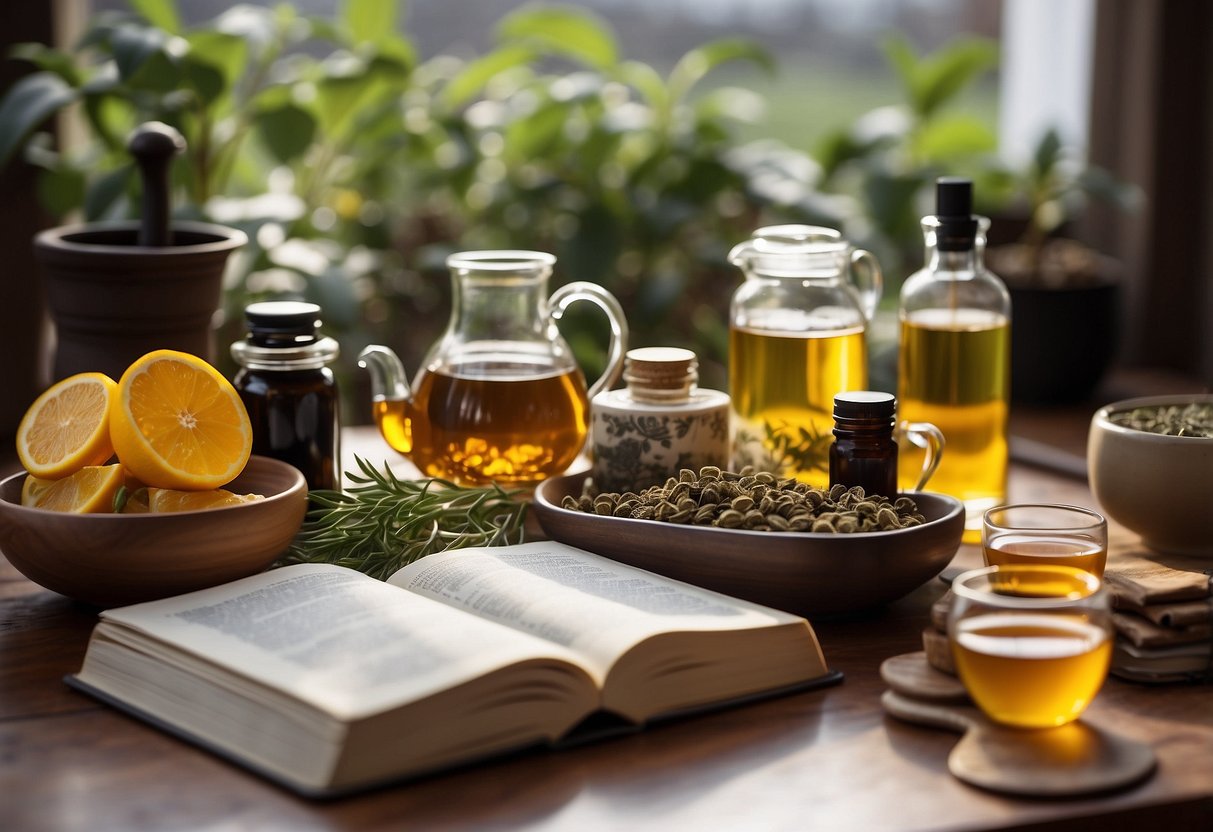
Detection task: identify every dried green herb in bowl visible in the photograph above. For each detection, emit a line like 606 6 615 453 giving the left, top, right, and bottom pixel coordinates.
561 465 925 533
1107 402 1213 438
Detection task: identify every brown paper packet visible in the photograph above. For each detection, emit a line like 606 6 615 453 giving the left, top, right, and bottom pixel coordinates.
1104 556 1211 606
1112 611 1213 648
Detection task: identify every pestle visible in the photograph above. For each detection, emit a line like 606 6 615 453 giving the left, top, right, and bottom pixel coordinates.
127 122 186 247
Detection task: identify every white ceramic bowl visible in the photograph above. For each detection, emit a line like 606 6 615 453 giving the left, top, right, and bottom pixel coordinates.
1088 394 1213 557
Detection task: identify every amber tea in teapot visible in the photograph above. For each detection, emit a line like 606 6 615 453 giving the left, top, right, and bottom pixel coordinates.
361 251 627 486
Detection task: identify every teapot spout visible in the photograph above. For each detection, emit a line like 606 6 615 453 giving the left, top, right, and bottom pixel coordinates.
358 345 413 455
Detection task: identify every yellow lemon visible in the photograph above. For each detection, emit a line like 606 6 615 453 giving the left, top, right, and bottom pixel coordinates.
110 350 253 490
16 372 117 479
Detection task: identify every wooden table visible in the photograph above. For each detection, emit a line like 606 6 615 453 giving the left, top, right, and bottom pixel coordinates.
2 426 1211 832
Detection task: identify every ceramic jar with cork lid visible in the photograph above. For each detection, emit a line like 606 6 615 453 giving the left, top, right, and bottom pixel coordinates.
590 347 730 493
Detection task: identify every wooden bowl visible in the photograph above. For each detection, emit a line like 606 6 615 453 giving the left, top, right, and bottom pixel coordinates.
533 473 964 618
0 456 307 607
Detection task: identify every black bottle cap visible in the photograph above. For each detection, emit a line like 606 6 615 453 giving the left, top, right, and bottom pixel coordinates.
934 177 978 252
833 391 896 421
245 301 322 346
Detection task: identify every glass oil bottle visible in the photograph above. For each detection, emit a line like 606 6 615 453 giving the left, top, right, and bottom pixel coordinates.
897 178 1011 541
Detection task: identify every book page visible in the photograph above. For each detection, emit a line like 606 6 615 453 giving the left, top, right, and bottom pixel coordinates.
96 564 591 720
389 542 802 678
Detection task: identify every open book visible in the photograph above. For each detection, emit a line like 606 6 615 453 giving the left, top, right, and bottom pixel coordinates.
68 542 837 796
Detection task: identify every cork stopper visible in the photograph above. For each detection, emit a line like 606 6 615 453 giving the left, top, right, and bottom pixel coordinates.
623 347 698 403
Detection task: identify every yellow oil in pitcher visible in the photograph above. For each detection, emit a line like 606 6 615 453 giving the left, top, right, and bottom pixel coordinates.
730 323 868 486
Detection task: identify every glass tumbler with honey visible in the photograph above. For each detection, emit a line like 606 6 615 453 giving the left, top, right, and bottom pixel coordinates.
948 565 1113 729
983 504 1108 579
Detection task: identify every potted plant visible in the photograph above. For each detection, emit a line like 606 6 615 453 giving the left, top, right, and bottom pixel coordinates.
981 128 1142 403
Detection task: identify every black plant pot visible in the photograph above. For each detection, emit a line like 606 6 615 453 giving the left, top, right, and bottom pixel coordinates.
1008 276 1120 404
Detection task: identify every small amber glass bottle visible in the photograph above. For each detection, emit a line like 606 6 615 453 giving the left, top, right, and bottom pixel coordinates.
231 301 341 491
829 391 898 499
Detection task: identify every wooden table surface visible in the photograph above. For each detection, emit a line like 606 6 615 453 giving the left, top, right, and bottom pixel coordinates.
2 423 1211 832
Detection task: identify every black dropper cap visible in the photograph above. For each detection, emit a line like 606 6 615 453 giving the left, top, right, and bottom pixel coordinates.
934 177 978 252
833 391 896 426
244 301 322 347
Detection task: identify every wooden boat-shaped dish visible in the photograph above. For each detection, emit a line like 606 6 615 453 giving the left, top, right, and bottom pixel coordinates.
533 473 964 618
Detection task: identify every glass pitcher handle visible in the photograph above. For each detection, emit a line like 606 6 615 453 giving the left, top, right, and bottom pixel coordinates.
850 248 883 321
900 421 945 492
548 281 629 399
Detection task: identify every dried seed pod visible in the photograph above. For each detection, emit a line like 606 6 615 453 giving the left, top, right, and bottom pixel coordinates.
730 495 755 513
743 509 766 524
679 468 697 483
829 483 847 501
612 504 633 518
789 517 813 531
811 518 837 533
578 495 594 510
716 510 745 528
894 496 917 514
855 500 878 516
694 505 717 524
594 501 614 516
767 514 791 531
699 465 722 480
754 471 776 485
631 506 655 520
901 515 922 527
804 490 825 507
668 509 693 524
759 495 778 514
669 482 692 503
739 475 758 490
678 497 697 512
836 516 859 533
876 507 899 529
562 495 579 510
700 486 721 505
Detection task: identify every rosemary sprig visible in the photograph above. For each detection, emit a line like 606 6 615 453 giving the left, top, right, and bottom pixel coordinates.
279 455 530 579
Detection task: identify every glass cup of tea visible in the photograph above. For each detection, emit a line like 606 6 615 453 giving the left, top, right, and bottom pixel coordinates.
982 504 1108 579
948 564 1113 729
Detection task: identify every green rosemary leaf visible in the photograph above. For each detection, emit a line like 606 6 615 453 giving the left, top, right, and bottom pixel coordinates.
279 455 531 580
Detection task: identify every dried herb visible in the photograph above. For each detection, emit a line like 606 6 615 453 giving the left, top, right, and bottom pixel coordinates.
280 456 530 579
565 465 923 533
1108 403 1213 438
734 419 833 477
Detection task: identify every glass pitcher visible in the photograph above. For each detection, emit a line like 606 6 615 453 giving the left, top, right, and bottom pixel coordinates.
728 225 882 485
359 250 627 485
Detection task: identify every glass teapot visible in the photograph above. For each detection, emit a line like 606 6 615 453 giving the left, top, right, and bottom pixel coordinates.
359 250 628 485
727 225 882 484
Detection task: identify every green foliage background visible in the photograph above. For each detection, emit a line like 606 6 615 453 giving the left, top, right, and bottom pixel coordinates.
0 0 1022 413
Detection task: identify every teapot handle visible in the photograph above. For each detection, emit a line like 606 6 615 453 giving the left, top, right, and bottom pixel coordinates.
548 282 629 400
851 248 883 321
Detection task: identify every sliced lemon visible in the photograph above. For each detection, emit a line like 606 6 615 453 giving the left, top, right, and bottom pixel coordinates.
25 464 126 513
110 350 253 490
147 488 263 513
16 372 117 479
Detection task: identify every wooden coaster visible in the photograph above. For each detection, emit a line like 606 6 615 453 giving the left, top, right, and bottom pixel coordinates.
880 651 1157 797
880 651 967 702
882 690 1157 797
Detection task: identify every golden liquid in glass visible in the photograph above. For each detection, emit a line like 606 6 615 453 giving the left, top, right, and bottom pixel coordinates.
373 359 588 485
984 534 1108 579
953 613 1111 728
898 308 1009 539
729 324 868 485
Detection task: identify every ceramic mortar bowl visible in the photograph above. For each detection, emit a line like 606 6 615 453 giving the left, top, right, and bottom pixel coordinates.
1088 394 1213 557
0 456 307 606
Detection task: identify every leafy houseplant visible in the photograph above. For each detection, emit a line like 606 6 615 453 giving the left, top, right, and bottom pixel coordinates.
983 128 1142 403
